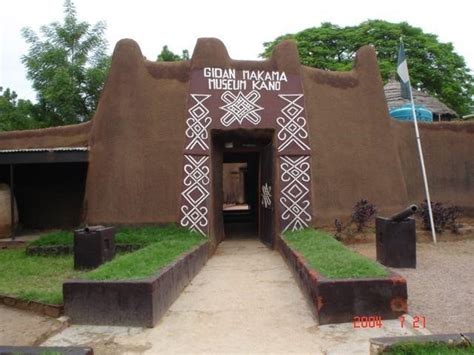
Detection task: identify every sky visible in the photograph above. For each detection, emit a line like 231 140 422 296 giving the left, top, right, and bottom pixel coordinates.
1 0 473 102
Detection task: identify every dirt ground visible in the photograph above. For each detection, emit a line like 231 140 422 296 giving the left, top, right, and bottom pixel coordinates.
348 236 474 334
0 305 66 346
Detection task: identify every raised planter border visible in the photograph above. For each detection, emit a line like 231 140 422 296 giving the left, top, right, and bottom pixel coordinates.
0 346 93 355
63 241 209 327
279 236 407 325
26 243 142 256
369 333 474 354
0 294 63 318
0 240 26 249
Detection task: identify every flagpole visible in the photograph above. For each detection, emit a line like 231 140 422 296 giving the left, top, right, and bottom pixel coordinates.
407 81 437 244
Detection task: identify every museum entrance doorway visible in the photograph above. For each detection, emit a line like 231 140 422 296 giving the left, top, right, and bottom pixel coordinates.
212 130 274 247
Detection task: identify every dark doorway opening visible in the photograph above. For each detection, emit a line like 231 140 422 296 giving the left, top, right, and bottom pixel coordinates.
211 129 274 246
0 162 87 235
223 152 259 238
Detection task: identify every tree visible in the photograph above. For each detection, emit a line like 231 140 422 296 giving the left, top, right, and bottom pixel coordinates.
0 87 40 131
157 45 189 61
262 20 474 115
21 0 110 126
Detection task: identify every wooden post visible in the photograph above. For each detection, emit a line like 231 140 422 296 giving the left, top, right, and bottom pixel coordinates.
9 164 15 240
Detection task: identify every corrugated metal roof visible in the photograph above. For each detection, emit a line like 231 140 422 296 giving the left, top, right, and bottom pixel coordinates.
0 147 89 153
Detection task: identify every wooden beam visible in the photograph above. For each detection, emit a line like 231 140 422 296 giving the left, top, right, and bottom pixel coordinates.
0 151 88 165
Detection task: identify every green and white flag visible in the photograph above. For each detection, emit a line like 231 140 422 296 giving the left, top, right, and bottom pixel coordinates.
396 39 437 243
397 40 411 99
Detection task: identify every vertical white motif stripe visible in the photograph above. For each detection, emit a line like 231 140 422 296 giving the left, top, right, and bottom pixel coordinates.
180 155 210 235
277 94 310 152
279 155 312 232
185 94 212 152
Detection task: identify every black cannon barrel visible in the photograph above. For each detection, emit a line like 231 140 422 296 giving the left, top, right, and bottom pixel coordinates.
390 204 418 222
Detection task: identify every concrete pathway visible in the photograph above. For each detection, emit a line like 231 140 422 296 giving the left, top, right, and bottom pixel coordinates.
43 239 422 354
0 305 66 346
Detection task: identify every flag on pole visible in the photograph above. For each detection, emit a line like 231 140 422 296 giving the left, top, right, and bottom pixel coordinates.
395 39 437 244
397 40 411 99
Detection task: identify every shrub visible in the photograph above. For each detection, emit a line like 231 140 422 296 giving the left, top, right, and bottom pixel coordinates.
334 199 377 239
334 218 344 240
419 200 462 233
351 199 377 232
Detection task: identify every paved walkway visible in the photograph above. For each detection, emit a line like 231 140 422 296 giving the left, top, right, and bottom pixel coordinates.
43 239 420 354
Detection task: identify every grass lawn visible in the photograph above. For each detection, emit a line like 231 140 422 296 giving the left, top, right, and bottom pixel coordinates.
284 228 388 279
0 225 205 304
0 250 84 304
386 342 474 355
29 225 193 247
86 233 205 281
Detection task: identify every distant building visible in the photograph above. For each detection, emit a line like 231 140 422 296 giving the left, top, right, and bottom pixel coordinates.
384 79 458 121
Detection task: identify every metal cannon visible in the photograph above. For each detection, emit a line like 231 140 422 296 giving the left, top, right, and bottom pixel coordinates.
376 205 418 268
390 204 418 222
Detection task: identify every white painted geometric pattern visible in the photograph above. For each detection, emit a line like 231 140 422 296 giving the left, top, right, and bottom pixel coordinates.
185 94 212 151
180 155 210 235
261 183 272 208
220 91 264 127
280 155 311 232
277 94 310 152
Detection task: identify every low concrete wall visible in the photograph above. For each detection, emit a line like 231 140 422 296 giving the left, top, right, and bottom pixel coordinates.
279 237 407 325
0 294 63 318
64 242 208 327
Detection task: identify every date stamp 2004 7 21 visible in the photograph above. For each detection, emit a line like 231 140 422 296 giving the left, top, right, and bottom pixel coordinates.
352 315 427 329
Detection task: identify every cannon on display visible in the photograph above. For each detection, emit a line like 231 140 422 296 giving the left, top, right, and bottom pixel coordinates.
376 205 417 268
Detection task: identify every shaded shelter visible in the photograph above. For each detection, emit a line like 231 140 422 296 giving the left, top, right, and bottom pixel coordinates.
384 79 458 121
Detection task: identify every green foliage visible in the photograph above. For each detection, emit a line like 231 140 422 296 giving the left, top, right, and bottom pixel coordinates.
1 225 204 304
387 341 474 355
85 234 205 281
0 249 83 304
0 87 40 131
284 228 388 278
157 45 189 61
21 0 110 126
29 230 72 247
114 225 200 245
262 20 474 115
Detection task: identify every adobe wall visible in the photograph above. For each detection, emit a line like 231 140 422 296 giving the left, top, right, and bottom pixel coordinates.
84 39 190 224
74 38 474 225
301 47 409 225
0 121 90 149
392 120 474 214
84 38 314 228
